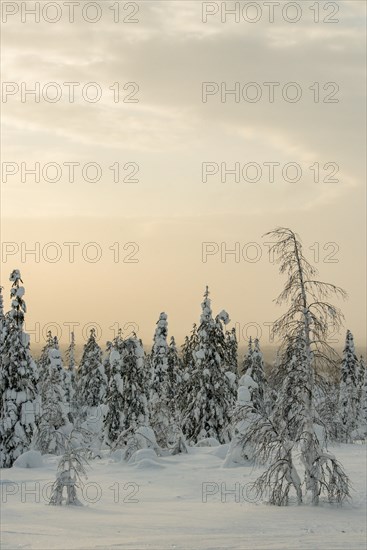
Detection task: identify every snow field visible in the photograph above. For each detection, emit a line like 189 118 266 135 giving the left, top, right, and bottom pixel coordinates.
1 443 366 550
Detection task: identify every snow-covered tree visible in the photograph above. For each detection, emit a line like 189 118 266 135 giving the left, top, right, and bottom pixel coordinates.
161 336 187 451
77 329 107 414
34 335 71 454
225 327 238 374
224 339 266 466
361 356 367 431
339 330 360 442
0 271 40 467
103 329 123 383
0 286 5 334
224 370 260 467
167 336 183 409
183 287 234 444
66 332 76 374
120 336 150 430
240 228 350 505
181 324 198 370
241 337 253 376
249 339 266 411
149 313 170 446
37 331 54 387
64 332 77 420
49 429 88 506
148 315 184 447
357 355 366 422
0 286 6 373
103 333 125 447
316 377 340 443
104 335 149 448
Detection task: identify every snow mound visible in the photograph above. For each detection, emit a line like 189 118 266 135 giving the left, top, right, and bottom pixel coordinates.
196 437 220 447
129 448 158 464
134 459 165 469
13 450 44 469
129 449 164 469
110 449 124 462
209 443 230 459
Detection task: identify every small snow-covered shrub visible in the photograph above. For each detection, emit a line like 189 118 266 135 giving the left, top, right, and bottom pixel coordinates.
49 430 89 506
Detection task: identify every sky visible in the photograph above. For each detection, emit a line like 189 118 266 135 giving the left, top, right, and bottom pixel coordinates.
1 0 366 355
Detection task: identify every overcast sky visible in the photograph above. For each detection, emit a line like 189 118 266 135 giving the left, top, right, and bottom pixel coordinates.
1 1 366 353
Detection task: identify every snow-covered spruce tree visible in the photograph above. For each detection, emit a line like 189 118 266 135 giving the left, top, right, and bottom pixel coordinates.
34 334 71 454
149 312 171 446
65 332 76 412
316 377 340 443
0 286 5 334
66 331 76 374
243 228 350 505
0 270 40 467
338 330 361 442
104 335 149 448
0 286 6 379
103 333 125 447
225 327 238 374
77 329 107 416
224 338 266 466
149 314 185 448
181 324 199 370
178 324 198 415
241 337 253 376
166 335 187 451
183 287 234 444
243 338 266 412
167 336 182 404
120 336 150 431
224 371 260 467
361 356 367 431
167 336 184 414
356 355 366 433
37 330 54 388
103 329 123 383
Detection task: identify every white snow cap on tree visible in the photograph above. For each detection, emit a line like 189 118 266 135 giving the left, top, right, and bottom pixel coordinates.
217 310 230 325
8 269 26 327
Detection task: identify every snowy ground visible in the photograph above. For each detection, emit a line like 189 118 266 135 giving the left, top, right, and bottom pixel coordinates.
1 443 366 550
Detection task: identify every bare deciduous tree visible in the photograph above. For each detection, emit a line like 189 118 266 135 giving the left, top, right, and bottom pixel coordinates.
243 228 350 505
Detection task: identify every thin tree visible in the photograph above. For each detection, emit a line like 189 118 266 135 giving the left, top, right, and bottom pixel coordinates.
339 331 361 441
149 312 170 446
225 327 238 374
245 228 350 505
241 337 253 376
65 332 77 416
49 429 89 506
